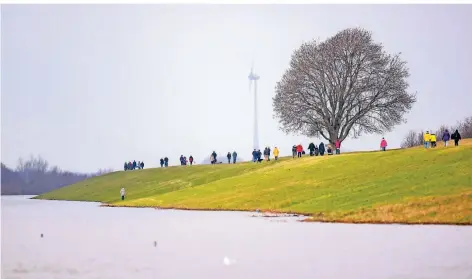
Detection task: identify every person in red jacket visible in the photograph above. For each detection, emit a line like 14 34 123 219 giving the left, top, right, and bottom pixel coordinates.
335 139 342 154
380 138 388 151
296 144 303 158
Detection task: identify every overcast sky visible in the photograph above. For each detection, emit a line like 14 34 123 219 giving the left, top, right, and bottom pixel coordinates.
1 4 472 172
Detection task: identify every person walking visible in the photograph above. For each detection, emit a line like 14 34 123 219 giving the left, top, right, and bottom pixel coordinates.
296 144 303 158
227 152 232 164
292 145 297 158
267 147 271 161
263 147 268 161
319 142 325 156
335 139 342 154
252 149 257 163
120 187 126 200
442 130 451 147
232 151 237 164
430 133 437 148
160 158 164 168
273 147 279 160
423 131 431 148
308 142 315 156
189 156 194 165
451 129 462 146
164 157 169 167
380 137 388 151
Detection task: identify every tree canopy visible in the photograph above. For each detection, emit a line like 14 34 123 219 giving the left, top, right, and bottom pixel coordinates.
273 28 417 144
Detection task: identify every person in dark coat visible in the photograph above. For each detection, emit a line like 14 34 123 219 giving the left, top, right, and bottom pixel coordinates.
227 152 232 164
442 130 451 147
292 145 297 158
160 158 164 167
140 161 144 169
308 142 315 156
232 151 237 164
189 156 194 165
267 147 271 161
164 157 169 167
124 162 128 171
257 149 262 163
451 129 462 146
252 149 257 162
132 160 137 170
179 155 184 165
319 142 325 156
211 151 217 164
314 145 319 156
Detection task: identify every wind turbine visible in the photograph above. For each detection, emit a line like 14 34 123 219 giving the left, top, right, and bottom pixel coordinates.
248 65 260 151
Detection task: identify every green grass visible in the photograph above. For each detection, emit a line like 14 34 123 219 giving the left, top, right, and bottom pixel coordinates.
36 139 472 225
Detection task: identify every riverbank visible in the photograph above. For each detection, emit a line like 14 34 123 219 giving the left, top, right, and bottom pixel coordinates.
36 139 472 225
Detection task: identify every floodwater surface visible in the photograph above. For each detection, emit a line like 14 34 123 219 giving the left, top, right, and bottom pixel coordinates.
1 196 472 279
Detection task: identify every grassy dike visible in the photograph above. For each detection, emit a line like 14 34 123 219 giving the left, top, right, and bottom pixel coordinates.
35 139 472 225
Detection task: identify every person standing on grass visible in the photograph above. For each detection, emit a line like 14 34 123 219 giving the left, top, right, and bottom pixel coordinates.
140 161 144 169
273 147 279 160
292 145 297 158
160 158 164 167
296 144 303 158
124 162 128 171
423 131 431 148
319 142 325 156
257 149 263 162
133 160 137 170
451 129 462 146
164 157 169 167
267 147 271 161
430 133 437 148
189 156 194 165
380 137 388 151
442 130 451 147
232 151 237 164
120 187 126 200
227 152 232 164
335 139 342 154
308 142 315 156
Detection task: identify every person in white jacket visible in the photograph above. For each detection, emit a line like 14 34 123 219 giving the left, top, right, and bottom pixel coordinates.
120 187 126 200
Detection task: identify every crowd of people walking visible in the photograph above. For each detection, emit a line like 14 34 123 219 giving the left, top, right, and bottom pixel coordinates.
124 160 144 171
423 129 461 148
122 128 465 171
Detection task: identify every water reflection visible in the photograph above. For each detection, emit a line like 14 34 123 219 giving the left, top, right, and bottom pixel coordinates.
2 196 472 279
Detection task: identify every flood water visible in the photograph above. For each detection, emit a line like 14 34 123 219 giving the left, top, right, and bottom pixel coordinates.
1 196 472 279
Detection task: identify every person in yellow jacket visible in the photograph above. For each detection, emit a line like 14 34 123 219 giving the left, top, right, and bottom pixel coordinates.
430 133 437 148
424 131 431 148
273 147 280 160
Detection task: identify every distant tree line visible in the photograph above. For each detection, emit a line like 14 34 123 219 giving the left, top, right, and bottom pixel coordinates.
401 116 472 148
1 155 113 195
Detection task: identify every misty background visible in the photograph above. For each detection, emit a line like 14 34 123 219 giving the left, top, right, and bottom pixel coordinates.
2 4 472 173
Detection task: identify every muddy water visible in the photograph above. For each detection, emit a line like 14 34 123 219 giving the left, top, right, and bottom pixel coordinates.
1 196 471 279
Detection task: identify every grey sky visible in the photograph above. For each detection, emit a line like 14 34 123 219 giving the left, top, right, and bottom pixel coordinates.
1 4 471 172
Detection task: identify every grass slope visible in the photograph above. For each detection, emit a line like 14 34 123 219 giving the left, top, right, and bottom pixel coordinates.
36 140 472 225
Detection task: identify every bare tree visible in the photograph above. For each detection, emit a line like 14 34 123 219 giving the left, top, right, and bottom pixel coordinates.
273 28 417 144
456 116 472 138
401 130 421 148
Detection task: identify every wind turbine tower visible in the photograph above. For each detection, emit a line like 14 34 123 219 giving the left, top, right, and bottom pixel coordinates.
248 67 260 150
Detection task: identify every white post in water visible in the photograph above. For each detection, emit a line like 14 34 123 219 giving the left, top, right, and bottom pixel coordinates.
248 67 260 150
